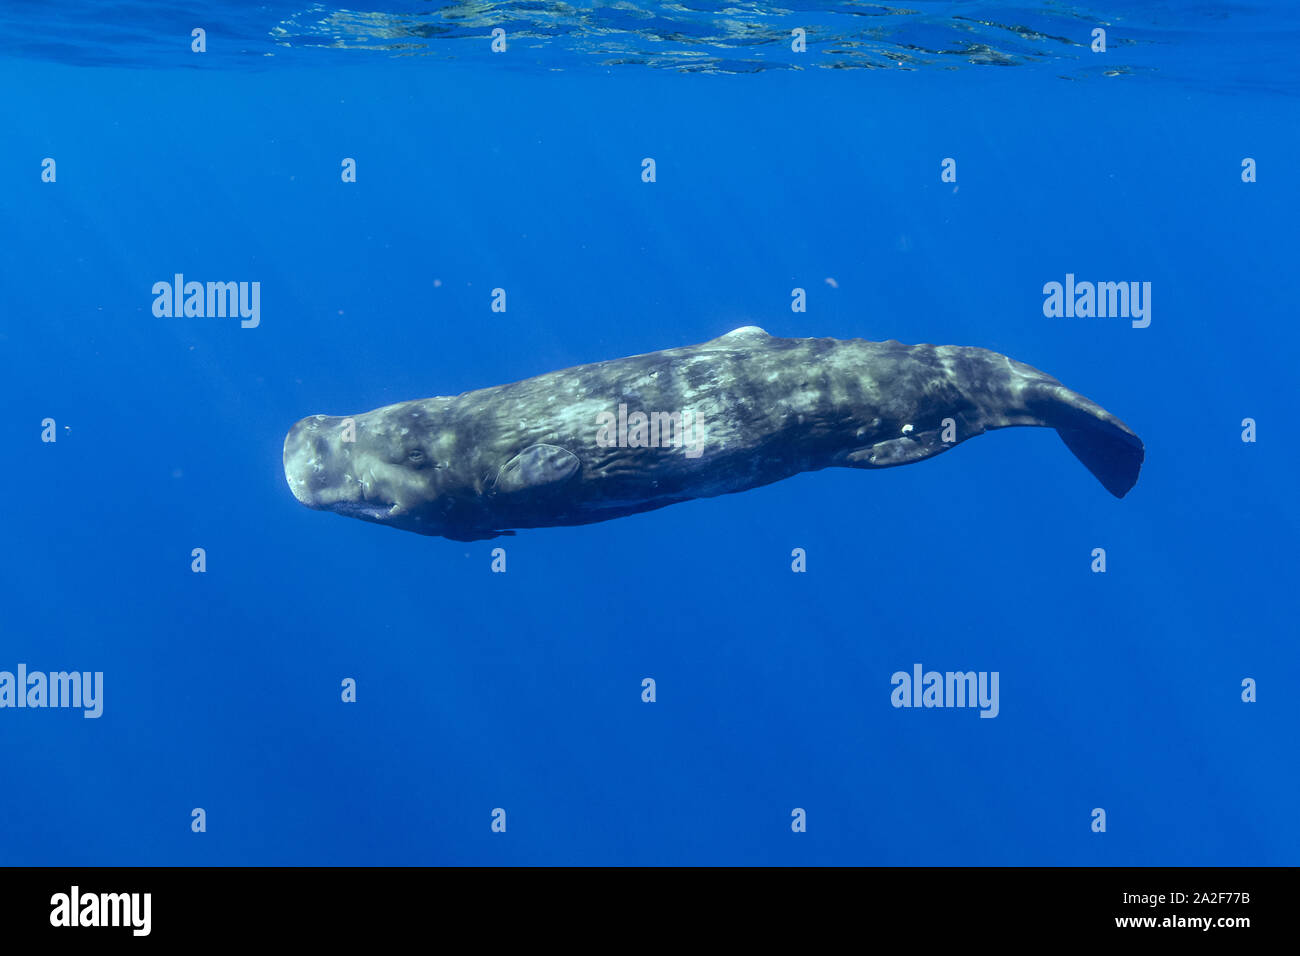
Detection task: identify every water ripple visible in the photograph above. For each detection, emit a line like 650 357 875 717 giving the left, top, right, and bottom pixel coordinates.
0 0 1294 92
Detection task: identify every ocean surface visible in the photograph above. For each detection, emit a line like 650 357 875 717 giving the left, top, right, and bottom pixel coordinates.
1 2 1297 866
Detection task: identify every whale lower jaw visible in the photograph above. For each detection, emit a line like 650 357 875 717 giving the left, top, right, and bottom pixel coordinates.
329 500 397 522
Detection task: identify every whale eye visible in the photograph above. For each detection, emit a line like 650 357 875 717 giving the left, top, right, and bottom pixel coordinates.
407 449 425 464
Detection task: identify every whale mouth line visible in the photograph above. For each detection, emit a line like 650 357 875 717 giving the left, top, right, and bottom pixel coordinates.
329 500 395 522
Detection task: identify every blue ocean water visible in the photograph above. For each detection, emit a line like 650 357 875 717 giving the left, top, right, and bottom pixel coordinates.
1 2 1296 866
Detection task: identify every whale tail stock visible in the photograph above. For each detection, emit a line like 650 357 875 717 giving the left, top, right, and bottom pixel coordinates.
947 344 1145 499
1021 379 1144 498
839 344 1144 499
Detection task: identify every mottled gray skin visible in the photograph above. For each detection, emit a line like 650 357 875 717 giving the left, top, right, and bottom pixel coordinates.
283 327 1144 541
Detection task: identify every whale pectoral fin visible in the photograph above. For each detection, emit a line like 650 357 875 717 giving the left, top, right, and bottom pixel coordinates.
495 443 581 494
844 432 949 469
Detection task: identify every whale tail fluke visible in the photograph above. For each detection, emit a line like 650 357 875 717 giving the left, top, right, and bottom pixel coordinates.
1056 421 1144 498
1023 382 1144 498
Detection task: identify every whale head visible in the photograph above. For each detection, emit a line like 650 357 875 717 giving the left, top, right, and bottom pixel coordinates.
284 414 394 521
282 404 471 533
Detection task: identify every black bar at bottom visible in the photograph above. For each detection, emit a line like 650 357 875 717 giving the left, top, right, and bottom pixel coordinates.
0 866 1284 941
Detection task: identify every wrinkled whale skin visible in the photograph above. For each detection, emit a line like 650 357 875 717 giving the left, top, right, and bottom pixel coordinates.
283 327 1144 541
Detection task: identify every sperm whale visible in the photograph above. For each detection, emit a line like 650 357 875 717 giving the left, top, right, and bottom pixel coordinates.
283 327 1144 540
